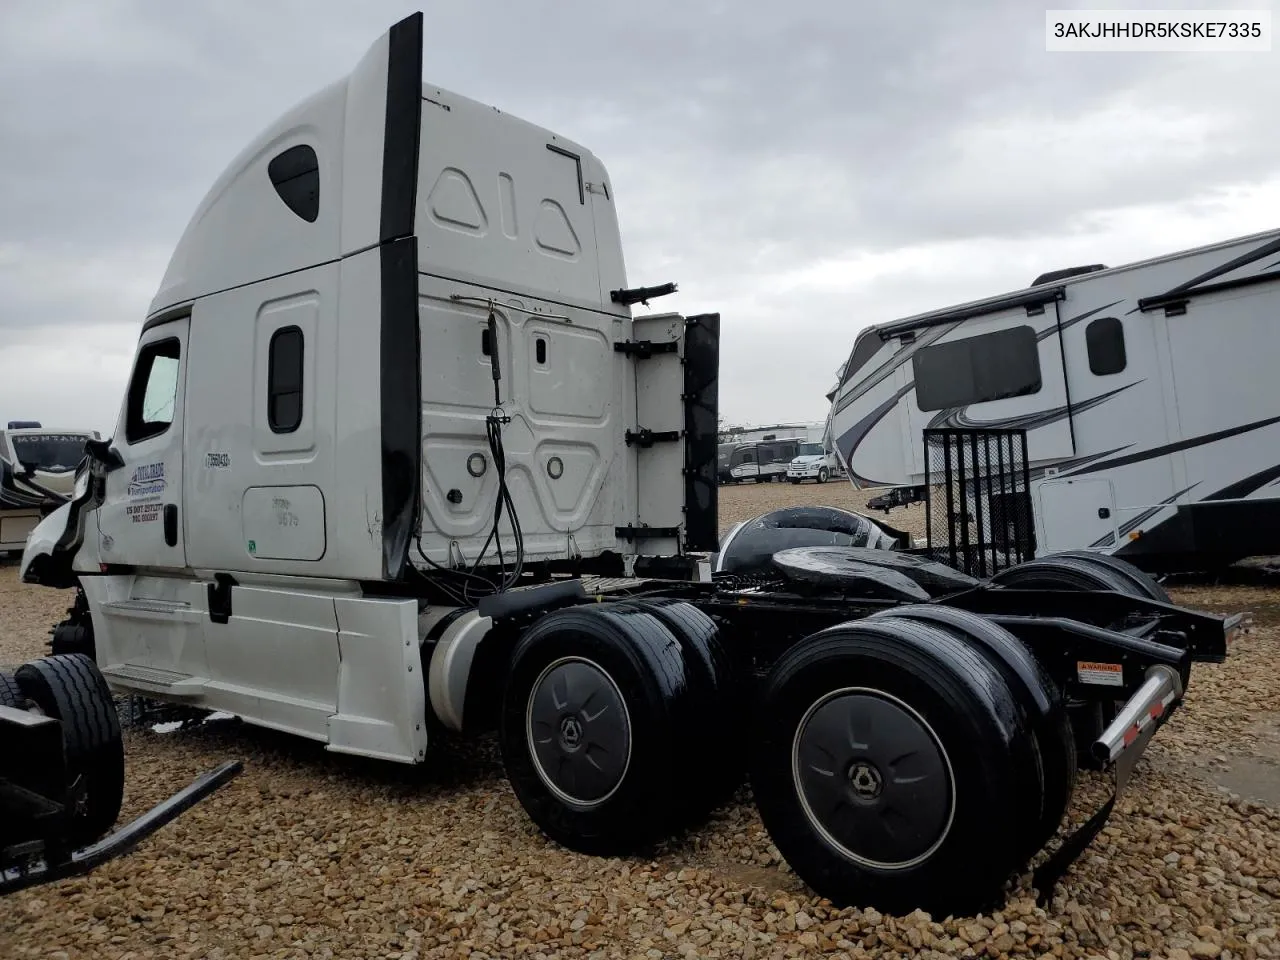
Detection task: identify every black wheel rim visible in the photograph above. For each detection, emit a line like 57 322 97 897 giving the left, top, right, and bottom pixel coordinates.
791 687 954 869
526 656 632 807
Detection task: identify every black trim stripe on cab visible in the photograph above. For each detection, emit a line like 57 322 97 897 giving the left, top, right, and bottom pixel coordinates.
377 12 424 581
380 12 423 245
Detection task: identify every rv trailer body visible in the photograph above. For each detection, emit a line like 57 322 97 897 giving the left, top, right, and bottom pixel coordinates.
0 427 97 553
718 436 805 483
828 228 1280 572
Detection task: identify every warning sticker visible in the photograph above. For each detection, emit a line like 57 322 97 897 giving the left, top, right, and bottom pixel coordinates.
1077 660 1124 687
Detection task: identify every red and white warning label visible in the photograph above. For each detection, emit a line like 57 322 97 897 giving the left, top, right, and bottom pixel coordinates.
1077 660 1124 687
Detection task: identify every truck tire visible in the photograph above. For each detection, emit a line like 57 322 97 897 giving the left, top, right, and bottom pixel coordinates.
498 603 696 856
991 552 1141 595
868 604 1076 857
0 671 25 708
14 653 125 844
992 551 1172 770
49 587 96 659
818 467 829 483
614 597 745 818
1043 551 1170 603
749 618 1038 917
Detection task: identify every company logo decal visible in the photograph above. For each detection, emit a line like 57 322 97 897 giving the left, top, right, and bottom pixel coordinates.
127 462 166 498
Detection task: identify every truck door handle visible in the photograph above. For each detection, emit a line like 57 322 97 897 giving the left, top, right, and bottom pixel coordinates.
1098 507 1111 519
164 503 178 547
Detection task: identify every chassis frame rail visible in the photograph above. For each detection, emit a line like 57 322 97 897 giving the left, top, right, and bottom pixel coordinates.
492 571 1242 904
0 760 243 895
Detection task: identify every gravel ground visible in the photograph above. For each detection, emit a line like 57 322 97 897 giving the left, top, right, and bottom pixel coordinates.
2 483 1279 960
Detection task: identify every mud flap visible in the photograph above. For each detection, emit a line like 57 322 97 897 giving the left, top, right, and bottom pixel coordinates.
1031 669 1178 905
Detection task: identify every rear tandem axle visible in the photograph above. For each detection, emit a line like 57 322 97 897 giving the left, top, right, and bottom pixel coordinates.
470 550 1238 917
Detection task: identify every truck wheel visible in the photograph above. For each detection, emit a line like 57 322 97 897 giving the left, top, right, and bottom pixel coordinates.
818 467 829 483
750 618 1037 917
991 552 1142 595
992 552 1164 769
0 671 25 708
14 653 125 845
49 587 96 659
499 603 695 856
614 598 745 818
868 604 1076 857
1041 551 1170 603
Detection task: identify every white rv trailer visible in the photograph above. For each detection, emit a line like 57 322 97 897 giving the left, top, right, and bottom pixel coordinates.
828 227 1280 573
12 12 1245 916
0 423 98 553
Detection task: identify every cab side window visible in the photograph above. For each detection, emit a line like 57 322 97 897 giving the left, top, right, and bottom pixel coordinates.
125 338 181 444
268 325 304 433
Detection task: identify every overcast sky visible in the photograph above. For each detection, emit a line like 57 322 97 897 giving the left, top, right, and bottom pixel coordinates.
1 0 1277 436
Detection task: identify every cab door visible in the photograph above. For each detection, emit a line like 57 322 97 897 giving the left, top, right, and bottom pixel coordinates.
97 318 189 569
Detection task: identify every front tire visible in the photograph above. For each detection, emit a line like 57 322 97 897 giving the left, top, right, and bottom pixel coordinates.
818 467 829 483
750 618 1037 916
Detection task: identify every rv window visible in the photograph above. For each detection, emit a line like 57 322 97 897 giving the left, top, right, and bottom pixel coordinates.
125 338 181 444
268 326 304 433
267 144 320 223
1086 316 1126 375
912 325 1042 412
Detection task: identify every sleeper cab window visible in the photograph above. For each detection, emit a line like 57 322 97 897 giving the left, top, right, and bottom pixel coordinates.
267 144 320 223
125 337 181 444
912 325 1042 412
268 326 304 433
1086 316 1126 375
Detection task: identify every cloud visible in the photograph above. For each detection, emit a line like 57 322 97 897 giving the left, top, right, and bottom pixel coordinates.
1 0 1277 437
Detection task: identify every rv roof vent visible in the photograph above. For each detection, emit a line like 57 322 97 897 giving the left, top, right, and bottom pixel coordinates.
7 420 41 429
1030 264 1107 286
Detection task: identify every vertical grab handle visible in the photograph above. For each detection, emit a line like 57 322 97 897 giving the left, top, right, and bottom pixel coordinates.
163 503 178 547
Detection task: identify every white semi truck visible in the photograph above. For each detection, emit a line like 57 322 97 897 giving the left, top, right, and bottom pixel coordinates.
13 12 1243 917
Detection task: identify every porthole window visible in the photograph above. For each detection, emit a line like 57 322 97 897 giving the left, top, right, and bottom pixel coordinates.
268 144 320 223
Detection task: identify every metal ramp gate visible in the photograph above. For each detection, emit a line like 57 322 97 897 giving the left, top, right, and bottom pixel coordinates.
923 428 1034 578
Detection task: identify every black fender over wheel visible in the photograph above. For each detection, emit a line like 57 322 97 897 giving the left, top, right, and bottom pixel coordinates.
14 653 124 845
990 550 1163 599
749 617 1040 917
991 550 1167 769
1037 550 1170 603
868 604 1077 857
498 603 697 856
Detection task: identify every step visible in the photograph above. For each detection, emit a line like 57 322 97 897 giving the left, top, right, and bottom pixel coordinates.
100 663 205 698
